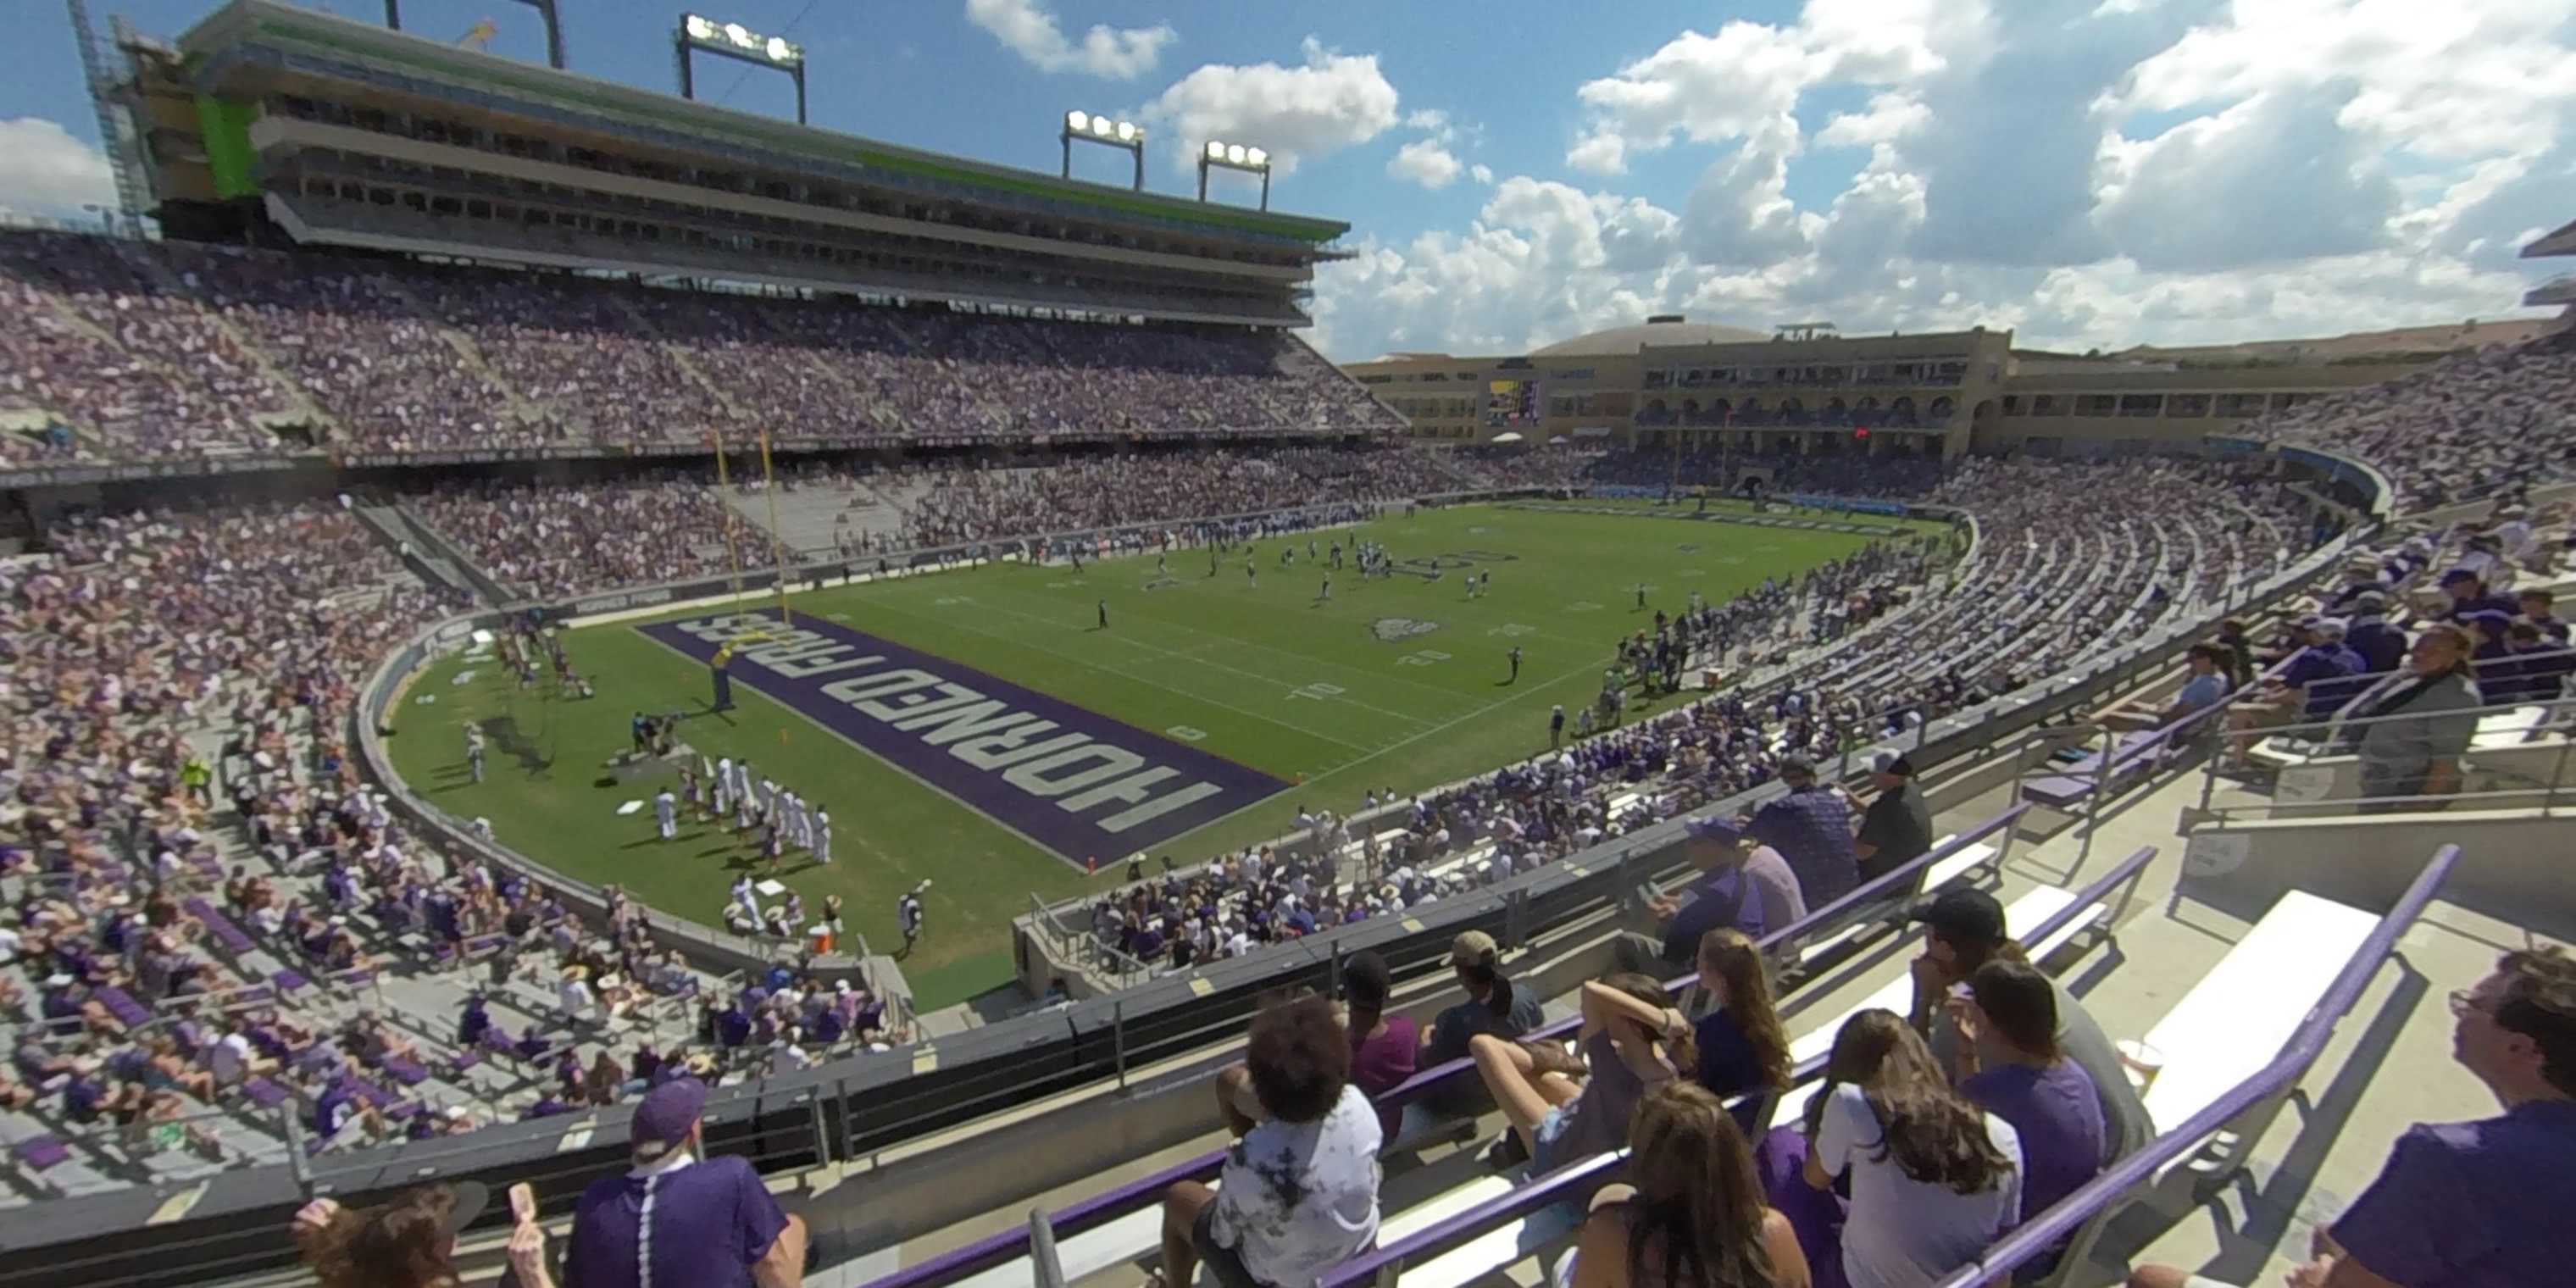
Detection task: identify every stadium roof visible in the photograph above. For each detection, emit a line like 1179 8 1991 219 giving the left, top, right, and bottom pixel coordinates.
2523 217 2576 258
176 0 1348 246
1529 317 1768 357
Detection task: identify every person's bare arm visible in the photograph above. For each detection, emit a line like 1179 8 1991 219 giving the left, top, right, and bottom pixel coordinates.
1567 1204 1630 1288
752 1212 808 1288
1801 1136 1833 1191
1762 1209 1813 1288
2312 1254 2405 1288
2421 758 2462 798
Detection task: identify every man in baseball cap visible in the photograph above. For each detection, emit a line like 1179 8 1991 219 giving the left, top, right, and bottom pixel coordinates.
1904 888 2152 1162
1854 752 1935 887
1419 930 1542 1069
517 1077 807 1288
1629 818 1790 971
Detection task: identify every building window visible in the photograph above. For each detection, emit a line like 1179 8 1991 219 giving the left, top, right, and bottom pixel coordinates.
2001 395 2023 416
2074 395 2118 417
2164 393 2211 417
2118 394 2162 417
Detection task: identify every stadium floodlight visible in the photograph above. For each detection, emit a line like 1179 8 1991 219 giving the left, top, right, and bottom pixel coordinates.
383 0 567 68
1196 137 1275 209
1061 110 1146 192
676 11 809 124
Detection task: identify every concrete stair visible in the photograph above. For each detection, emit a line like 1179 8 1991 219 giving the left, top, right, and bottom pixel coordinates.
117 242 347 444
720 482 895 560
371 275 561 433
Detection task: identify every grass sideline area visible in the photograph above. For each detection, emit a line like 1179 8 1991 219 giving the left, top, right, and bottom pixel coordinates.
382 501 1932 1007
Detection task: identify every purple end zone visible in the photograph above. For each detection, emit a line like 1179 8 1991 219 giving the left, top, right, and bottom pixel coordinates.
638 609 1292 864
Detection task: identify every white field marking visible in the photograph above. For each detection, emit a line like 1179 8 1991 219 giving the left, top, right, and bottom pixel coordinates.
1294 654 1613 788
1488 624 1535 637
1677 568 1703 577
969 594 1448 726
977 581 1482 712
1166 725 1208 741
853 596 1388 754
1566 602 1603 613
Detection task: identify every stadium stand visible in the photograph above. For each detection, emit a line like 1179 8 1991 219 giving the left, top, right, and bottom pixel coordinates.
0 137 2569 1288
0 233 1407 461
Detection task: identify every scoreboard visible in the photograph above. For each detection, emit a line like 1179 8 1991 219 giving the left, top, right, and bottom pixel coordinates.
1485 379 1542 425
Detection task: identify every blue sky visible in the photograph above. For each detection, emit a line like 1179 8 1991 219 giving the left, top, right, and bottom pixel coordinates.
6 0 2573 361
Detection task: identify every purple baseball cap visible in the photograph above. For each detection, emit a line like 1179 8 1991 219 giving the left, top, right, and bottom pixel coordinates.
630 1076 707 1158
1685 817 1745 847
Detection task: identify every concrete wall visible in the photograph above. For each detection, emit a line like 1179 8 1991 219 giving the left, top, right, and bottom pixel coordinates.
2176 809 2576 942
791 926 1629 1264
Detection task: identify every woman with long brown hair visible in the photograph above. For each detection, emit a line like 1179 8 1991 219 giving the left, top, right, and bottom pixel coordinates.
1563 1082 1810 1288
1801 1011 2023 1288
1689 929 1793 1124
288 1181 487 1288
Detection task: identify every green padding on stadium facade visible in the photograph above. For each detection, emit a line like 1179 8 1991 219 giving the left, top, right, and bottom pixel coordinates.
193 95 263 198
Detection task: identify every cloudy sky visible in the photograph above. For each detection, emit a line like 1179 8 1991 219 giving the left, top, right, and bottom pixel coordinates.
7 0 2572 360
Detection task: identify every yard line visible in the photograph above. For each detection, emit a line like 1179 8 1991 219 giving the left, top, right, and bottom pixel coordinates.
949 592 1457 731
854 596 1390 755
1287 655 1614 793
976 578 1488 713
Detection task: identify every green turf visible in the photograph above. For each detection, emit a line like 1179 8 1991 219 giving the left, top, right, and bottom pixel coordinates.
383 502 1929 1006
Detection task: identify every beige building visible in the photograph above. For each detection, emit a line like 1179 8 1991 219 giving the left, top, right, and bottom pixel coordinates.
1345 314 2545 458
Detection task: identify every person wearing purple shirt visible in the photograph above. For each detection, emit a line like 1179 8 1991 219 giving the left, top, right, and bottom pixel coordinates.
2341 594 2408 676
1741 757 1860 908
1951 962 2104 1257
2438 569 2520 627
507 1077 805 1288
2129 946 2576 1288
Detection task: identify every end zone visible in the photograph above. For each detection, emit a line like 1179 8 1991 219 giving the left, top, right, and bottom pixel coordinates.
637 610 1291 865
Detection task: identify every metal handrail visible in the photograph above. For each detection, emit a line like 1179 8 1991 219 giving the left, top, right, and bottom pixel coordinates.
860 808 2035 1288
1313 841 2163 1288
1929 844 2461 1286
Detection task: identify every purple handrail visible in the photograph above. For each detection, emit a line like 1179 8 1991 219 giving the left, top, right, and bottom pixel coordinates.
1377 801 2033 1112
858 804 2032 1288
1929 842 2461 1287
1316 841 2162 1288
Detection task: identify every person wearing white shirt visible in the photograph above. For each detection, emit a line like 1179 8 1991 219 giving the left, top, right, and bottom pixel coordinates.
558 969 597 1020
1150 996 1381 1288
812 808 832 865
1803 1011 2024 1288
208 1025 257 1087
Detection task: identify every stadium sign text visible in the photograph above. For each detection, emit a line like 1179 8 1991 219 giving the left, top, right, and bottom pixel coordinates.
639 612 1289 863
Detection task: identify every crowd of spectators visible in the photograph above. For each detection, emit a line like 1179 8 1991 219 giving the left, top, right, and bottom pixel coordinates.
2236 325 2576 508
1069 453 2324 979
0 232 1403 461
0 494 924 1195
408 474 775 602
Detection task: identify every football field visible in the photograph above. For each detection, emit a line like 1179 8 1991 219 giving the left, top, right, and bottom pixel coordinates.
384 500 1926 1005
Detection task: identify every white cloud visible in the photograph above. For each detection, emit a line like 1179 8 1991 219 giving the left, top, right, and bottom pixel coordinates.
1143 37 1401 174
1565 23 1821 174
1470 163 1496 185
964 0 1174 80
0 117 114 215
1815 92 1931 148
1316 0 2572 365
1387 139 1463 189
